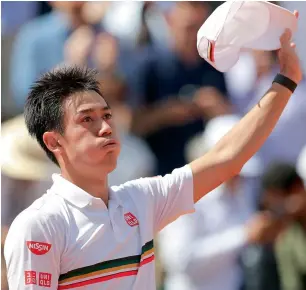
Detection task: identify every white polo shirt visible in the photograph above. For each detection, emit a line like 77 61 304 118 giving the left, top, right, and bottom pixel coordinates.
4 165 194 290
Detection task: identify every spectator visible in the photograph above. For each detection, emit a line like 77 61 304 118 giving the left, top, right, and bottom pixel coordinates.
102 2 169 49
1 114 59 226
1 114 60 289
268 164 306 290
242 163 306 290
10 1 107 108
158 115 285 290
131 2 231 175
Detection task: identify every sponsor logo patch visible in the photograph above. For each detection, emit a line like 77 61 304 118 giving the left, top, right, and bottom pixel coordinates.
25 271 37 285
124 212 139 227
39 272 52 288
26 241 51 255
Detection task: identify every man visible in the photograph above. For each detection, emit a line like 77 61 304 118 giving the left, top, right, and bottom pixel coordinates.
1 114 59 226
1 114 59 290
242 162 306 290
4 24 302 290
264 163 306 290
10 1 106 109
130 2 231 175
274 165 306 290
158 115 276 290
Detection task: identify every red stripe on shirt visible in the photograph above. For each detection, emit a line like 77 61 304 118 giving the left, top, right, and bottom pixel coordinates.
58 255 155 289
140 254 155 267
58 270 138 289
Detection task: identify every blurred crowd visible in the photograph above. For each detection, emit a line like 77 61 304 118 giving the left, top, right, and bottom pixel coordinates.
1 2 306 290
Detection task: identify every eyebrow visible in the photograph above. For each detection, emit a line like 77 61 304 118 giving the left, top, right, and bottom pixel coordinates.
77 106 111 115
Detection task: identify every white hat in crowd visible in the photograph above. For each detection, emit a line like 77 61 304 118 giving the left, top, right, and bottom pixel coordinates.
1 115 59 181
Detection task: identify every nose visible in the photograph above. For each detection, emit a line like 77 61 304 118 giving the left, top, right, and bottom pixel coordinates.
98 120 112 137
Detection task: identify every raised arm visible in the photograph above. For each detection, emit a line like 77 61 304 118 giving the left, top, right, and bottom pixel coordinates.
190 25 302 202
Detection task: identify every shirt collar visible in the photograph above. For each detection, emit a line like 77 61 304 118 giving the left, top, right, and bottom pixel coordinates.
49 174 121 210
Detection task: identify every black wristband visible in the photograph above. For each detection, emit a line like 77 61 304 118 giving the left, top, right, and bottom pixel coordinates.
272 74 297 93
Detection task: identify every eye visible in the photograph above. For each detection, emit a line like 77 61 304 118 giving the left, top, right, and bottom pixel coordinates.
82 116 93 123
104 113 113 120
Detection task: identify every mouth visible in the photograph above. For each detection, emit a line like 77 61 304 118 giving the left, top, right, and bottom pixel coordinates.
103 139 118 148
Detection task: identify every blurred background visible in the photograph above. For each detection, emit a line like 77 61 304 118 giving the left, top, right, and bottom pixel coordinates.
1 1 306 290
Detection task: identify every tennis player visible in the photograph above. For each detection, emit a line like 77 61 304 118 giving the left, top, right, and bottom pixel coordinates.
4 26 302 289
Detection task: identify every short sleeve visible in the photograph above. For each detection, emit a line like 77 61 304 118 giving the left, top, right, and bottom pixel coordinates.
4 209 64 289
122 165 195 233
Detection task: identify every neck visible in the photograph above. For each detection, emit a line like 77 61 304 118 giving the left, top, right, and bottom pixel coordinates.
61 166 109 206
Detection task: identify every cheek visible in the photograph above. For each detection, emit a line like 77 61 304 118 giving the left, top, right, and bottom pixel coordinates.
74 139 101 158
64 131 99 159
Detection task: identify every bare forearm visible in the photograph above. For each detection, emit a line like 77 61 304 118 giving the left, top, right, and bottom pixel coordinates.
214 83 292 170
191 83 293 201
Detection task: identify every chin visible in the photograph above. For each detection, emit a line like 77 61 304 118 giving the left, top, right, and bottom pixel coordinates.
106 161 118 174
102 153 119 174
87 150 119 173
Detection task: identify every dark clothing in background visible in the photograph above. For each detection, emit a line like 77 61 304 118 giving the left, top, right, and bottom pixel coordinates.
138 46 228 175
241 244 280 290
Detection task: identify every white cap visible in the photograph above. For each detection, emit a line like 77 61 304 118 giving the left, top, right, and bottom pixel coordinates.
197 1 298 72
202 114 263 178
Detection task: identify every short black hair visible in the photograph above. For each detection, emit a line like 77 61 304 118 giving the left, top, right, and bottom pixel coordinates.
262 162 303 194
24 66 103 165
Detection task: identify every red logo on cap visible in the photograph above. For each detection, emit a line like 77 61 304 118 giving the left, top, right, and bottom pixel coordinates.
124 212 139 227
27 241 51 255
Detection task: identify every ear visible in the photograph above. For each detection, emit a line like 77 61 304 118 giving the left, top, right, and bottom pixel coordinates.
43 131 62 155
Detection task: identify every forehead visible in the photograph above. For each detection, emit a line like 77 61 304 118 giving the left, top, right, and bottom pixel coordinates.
64 91 108 116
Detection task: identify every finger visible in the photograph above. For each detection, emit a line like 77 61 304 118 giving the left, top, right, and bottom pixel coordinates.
293 10 299 19
290 42 296 49
280 29 292 46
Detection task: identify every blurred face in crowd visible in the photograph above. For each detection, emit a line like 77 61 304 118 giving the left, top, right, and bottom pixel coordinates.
167 2 210 60
44 91 120 179
262 179 305 216
50 1 87 26
50 1 85 13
